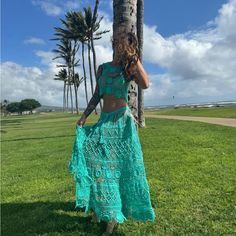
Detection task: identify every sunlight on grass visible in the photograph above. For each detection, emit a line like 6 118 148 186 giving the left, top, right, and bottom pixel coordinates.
1 112 236 235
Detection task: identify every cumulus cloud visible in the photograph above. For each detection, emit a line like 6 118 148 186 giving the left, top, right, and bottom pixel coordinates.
32 0 62 16
24 37 46 45
0 7 113 108
32 0 81 16
1 58 64 106
2 0 236 107
1 47 106 107
143 0 236 104
144 72 236 106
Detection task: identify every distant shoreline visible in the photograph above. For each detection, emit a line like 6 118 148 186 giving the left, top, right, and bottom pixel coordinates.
33 99 236 112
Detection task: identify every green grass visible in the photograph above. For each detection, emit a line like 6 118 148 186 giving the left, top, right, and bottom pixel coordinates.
1 112 236 236
145 106 236 118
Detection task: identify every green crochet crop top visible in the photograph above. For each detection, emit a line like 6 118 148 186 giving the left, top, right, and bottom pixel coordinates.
97 62 130 102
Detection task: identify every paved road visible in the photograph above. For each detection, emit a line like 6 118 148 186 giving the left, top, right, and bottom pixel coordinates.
145 114 236 128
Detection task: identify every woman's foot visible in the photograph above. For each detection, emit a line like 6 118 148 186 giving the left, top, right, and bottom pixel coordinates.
102 220 118 235
91 212 98 223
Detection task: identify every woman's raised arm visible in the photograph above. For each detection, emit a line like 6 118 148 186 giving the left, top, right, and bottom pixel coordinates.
129 58 149 89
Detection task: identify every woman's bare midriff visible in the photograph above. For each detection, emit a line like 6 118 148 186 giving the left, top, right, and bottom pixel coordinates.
102 95 127 112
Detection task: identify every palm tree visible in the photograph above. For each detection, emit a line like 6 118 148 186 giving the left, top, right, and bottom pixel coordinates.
62 13 85 114
90 1 111 112
66 7 110 113
83 5 100 113
64 11 90 107
74 72 85 90
71 40 80 113
81 37 89 106
72 71 85 113
52 6 110 114
52 18 80 114
113 0 139 130
90 0 109 90
0 99 9 116
137 0 145 128
52 38 74 113
54 68 67 112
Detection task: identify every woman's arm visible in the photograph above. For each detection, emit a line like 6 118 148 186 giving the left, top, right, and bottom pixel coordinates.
80 64 103 120
130 58 149 89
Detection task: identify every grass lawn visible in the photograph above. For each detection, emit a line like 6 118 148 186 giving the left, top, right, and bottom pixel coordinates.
145 106 236 118
1 112 236 236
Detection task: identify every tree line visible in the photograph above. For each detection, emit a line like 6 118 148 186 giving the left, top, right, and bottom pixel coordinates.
0 99 41 116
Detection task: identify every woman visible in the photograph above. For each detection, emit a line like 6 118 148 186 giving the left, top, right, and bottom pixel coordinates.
68 31 156 235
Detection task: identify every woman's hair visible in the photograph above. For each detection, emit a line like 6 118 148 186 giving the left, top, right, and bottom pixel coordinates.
111 31 140 82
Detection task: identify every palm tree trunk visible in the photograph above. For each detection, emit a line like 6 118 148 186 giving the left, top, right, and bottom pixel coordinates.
90 31 97 76
90 31 103 111
82 42 89 106
137 0 145 128
63 81 66 112
66 82 69 111
72 40 79 114
68 67 74 113
87 38 97 114
73 74 79 114
113 0 138 131
69 82 73 113
90 0 102 111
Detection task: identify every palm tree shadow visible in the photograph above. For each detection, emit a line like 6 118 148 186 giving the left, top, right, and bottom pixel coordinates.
1 201 117 236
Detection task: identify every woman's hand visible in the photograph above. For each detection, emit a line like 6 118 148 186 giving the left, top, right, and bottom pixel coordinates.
127 56 139 78
128 62 138 75
76 114 87 127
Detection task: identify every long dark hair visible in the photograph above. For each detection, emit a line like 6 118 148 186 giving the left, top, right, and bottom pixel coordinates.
111 31 140 82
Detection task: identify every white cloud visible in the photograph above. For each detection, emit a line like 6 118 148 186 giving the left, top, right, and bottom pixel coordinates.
2 0 236 107
32 0 81 16
144 72 236 106
24 37 46 45
215 0 236 44
64 1 80 11
144 74 174 100
142 0 236 104
35 50 60 74
32 0 62 16
0 47 105 107
0 8 113 108
0 59 64 106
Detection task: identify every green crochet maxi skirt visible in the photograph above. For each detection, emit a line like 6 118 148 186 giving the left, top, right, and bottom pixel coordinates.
68 105 156 224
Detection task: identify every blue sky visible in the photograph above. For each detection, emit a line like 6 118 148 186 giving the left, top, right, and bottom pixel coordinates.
1 0 226 66
1 0 236 107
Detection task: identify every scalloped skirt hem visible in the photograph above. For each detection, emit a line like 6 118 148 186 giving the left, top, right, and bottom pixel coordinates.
74 204 156 224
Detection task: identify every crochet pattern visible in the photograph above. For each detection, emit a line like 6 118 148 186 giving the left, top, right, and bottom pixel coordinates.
68 106 156 223
98 62 130 102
